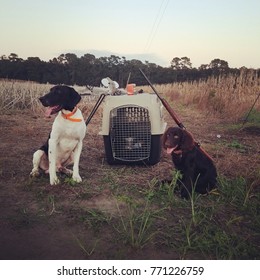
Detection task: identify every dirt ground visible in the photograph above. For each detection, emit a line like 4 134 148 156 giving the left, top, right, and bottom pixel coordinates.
0 104 259 260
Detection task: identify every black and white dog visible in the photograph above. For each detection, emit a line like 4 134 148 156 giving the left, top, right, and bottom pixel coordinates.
30 85 86 185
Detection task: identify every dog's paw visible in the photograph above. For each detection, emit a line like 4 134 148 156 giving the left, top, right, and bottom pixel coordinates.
181 188 190 200
72 174 82 183
30 169 40 178
50 176 60 185
59 167 73 176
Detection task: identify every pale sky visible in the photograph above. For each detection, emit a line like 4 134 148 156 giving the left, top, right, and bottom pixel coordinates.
1 0 260 68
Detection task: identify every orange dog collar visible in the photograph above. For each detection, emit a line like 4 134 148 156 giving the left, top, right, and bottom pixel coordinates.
61 107 82 122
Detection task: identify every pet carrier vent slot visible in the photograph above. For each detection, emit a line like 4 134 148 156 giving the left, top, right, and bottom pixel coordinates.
109 106 151 162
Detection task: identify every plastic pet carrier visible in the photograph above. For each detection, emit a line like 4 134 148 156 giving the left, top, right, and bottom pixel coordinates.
99 93 167 165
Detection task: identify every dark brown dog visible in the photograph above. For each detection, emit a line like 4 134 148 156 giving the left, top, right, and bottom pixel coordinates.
162 127 217 198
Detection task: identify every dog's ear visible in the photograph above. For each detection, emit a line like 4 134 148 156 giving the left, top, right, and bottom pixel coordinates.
180 129 195 151
69 87 81 108
161 128 169 149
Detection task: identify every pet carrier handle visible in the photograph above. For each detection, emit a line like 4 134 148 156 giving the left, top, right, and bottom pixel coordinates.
85 93 107 126
139 68 185 129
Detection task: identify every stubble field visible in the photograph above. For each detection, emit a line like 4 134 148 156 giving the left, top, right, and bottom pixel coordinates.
0 78 259 260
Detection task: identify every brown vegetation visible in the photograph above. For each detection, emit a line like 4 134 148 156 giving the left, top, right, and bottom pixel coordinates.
0 77 259 260
139 68 260 122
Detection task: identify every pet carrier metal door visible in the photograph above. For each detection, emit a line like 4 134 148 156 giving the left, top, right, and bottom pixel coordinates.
109 105 151 162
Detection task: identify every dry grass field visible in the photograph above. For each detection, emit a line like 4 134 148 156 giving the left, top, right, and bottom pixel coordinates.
0 76 259 260
140 68 260 122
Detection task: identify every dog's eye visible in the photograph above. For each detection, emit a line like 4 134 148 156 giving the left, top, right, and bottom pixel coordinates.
174 135 179 139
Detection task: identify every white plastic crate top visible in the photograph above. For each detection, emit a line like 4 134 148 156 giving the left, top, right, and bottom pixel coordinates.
99 93 167 135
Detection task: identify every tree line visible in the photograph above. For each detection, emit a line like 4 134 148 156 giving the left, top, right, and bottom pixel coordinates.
0 52 258 86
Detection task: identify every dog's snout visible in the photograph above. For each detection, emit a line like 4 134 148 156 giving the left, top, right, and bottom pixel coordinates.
39 96 49 106
39 96 44 103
